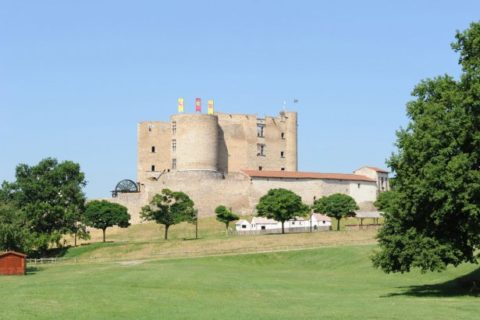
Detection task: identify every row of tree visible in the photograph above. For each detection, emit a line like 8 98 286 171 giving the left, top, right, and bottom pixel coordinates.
0 157 361 255
0 160 368 261
140 187 360 240
0 158 131 256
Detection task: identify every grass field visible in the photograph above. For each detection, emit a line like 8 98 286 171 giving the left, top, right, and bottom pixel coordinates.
1 244 478 319
2 220 478 319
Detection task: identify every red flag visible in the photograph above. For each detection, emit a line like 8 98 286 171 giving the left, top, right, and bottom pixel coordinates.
195 98 201 112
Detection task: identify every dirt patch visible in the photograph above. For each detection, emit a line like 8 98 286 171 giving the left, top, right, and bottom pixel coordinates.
118 260 146 266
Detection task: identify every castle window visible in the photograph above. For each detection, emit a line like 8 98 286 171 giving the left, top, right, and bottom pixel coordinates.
172 139 177 152
259 166 263 171
172 159 177 170
281 151 285 158
281 132 285 139
148 125 152 132
172 122 177 135
151 165 156 172
257 144 266 157
151 146 156 153
281 167 285 171
257 124 265 138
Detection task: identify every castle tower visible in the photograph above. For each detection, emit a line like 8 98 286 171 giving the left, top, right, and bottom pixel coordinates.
284 111 298 171
171 114 219 172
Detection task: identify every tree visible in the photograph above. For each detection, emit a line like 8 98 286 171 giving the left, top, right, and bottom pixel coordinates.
215 205 239 236
373 22 480 273
256 188 310 234
0 158 87 253
84 200 130 243
313 194 358 231
140 189 195 240
0 202 32 253
71 219 90 247
374 190 396 214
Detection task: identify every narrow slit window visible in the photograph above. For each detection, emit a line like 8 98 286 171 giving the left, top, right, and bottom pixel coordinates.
172 122 177 135
151 165 156 172
257 124 265 138
151 146 156 153
257 144 266 156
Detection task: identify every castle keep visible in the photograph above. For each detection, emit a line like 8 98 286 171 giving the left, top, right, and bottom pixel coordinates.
111 110 389 224
138 111 298 182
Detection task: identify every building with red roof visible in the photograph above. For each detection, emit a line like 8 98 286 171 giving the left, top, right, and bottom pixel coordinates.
0 251 27 276
108 110 389 222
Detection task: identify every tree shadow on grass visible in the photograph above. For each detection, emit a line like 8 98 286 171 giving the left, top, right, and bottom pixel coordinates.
26 266 41 275
183 238 203 241
45 246 70 258
384 268 480 298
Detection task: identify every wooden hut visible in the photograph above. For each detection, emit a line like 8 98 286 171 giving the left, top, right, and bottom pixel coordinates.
0 251 27 275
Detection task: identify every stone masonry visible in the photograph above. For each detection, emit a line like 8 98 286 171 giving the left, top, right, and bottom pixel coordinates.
110 110 388 224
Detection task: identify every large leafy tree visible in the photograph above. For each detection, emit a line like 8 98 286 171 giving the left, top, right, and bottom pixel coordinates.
312 194 358 231
373 22 480 273
140 189 195 240
256 188 310 234
0 202 32 253
215 205 239 236
84 200 130 242
0 158 87 253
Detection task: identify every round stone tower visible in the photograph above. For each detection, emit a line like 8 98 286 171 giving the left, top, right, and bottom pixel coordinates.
172 113 219 171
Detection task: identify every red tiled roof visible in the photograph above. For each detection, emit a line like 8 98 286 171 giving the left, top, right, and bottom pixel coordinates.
365 167 389 173
241 170 376 182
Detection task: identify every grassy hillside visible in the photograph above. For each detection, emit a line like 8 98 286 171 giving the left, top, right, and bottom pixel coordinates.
74 216 382 243
61 217 379 262
1 245 478 320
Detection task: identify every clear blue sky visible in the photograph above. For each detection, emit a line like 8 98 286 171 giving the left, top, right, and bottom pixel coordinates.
1 1 479 199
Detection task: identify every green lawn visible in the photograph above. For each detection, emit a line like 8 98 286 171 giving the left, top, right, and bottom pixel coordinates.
1 245 478 319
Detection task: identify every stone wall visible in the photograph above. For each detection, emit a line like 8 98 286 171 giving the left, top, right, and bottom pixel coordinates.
354 167 390 192
107 192 147 224
216 111 297 172
118 111 381 225
111 170 378 224
137 121 172 183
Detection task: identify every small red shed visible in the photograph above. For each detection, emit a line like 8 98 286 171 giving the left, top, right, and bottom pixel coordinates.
0 251 27 276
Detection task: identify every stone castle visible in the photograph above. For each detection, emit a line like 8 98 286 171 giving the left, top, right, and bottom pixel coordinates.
110 110 389 223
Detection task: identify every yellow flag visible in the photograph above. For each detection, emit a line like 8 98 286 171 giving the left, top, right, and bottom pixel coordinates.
178 98 184 113
208 99 214 115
